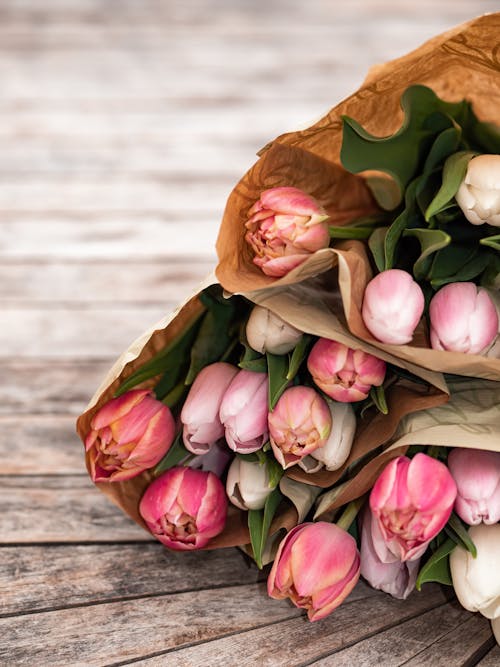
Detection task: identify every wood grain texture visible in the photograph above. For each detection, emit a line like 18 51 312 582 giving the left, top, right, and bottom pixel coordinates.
1 0 497 664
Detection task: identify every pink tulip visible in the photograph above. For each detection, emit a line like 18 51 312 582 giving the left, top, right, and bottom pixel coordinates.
362 269 425 345
448 448 500 525
268 385 332 469
360 507 419 600
181 362 239 455
370 453 457 561
245 186 330 277
429 282 498 354
307 338 386 402
267 522 360 621
139 467 227 550
219 369 269 453
85 389 175 483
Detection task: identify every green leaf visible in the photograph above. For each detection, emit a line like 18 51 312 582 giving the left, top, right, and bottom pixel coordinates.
161 380 189 410
416 537 455 590
235 452 260 463
471 120 500 153
329 226 374 240
425 151 476 221
267 352 290 411
480 234 500 252
384 179 421 269
153 431 190 476
287 334 312 381
115 310 204 396
430 247 491 289
238 356 268 372
248 487 283 569
341 85 468 196
370 384 388 415
266 457 284 490
368 227 388 272
185 300 238 385
422 126 462 174
402 227 451 280
445 512 477 558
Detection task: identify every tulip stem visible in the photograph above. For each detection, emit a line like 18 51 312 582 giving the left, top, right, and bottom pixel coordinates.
335 496 366 532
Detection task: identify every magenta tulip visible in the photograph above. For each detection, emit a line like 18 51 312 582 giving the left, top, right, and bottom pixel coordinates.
219 369 269 453
181 362 239 455
268 385 332 469
360 507 419 600
245 186 330 277
267 522 360 621
139 467 227 550
85 389 175 483
429 282 498 354
307 338 386 402
362 269 425 344
370 453 457 561
448 448 500 525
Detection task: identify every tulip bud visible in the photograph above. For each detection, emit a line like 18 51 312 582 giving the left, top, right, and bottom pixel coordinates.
226 457 276 510
361 269 425 345
450 523 500 619
429 282 498 354
455 154 500 227
268 385 331 469
360 508 419 600
246 305 303 355
310 401 356 471
219 369 269 453
267 522 360 621
307 338 386 403
370 453 457 561
448 448 500 526
181 362 239 455
245 186 330 277
139 467 227 550
85 389 176 483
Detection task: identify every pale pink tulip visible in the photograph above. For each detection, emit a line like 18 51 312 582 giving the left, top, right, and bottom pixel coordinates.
181 362 239 455
219 369 269 453
360 507 419 600
267 522 360 621
245 186 330 277
370 453 457 561
429 282 498 354
362 269 425 344
85 389 175 483
268 385 331 469
246 305 303 355
307 338 386 402
448 448 500 525
139 467 227 550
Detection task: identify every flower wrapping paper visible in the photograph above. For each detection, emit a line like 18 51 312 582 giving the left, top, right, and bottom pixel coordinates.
77 14 500 549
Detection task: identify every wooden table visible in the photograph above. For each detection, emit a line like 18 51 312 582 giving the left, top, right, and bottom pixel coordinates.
1 1 499 664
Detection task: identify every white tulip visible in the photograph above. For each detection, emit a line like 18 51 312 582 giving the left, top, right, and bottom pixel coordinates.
450 523 500 619
226 457 276 510
455 154 500 227
309 401 356 471
246 305 303 355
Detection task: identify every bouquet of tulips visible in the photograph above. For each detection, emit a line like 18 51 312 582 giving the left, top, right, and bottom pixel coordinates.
77 14 500 644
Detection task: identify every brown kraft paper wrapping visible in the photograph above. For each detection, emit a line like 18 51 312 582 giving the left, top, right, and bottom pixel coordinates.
215 14 500 381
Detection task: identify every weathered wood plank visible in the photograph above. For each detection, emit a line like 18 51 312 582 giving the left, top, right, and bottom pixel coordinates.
0 218 218 259
400 613 495 667
0 415 85 474
1 306 174 358
0 544 263 616
0 476 151 543
476 644 500 666
310 602 488 666
0 360 114 415
0 582 303 666
0 262 212 304
132 584 450 667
